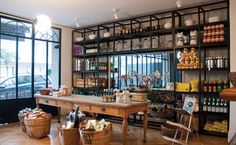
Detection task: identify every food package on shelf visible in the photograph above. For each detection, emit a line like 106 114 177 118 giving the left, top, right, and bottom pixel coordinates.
177 48 201 69
176 83 191 92
204 120 228 133
190 79 199 92
53 85 72 97
80 119 111 132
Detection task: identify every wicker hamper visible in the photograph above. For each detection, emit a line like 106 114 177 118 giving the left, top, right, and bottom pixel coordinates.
58 125 81 145
80 125 112 145
24 115 52 138
18 114 26 132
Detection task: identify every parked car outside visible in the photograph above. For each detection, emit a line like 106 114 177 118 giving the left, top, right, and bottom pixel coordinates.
0 74 51 100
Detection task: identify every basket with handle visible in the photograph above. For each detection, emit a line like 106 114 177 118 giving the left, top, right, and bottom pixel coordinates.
24 114 52 138
18 114 26 132
79 124 112 145
58 124 81 145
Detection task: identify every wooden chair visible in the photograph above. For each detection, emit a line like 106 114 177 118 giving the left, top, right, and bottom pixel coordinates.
162 96 199 145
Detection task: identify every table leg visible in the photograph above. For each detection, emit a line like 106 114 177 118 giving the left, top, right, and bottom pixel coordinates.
122 116 128 145
57 107 61 123
143 111 147 143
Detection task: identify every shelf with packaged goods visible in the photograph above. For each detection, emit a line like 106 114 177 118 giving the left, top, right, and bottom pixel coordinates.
175 24 200 31
175 44 200 50
177 68 229 72
74 47 174 58
175 91 200 95
201 130 227 137
202 111 228 115
73 70 109 73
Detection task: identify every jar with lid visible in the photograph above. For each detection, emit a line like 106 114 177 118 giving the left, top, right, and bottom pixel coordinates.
224 57 228 68
216 57 224 68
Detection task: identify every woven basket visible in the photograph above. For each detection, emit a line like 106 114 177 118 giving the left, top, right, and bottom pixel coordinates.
58 125 81 145
24 115 52 138
39 89 51 95
80 125 112 145
18 114 26 132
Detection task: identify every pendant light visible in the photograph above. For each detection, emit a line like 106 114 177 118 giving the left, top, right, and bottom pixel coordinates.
113 9 119 20
176 0 183 8
35 15 52 33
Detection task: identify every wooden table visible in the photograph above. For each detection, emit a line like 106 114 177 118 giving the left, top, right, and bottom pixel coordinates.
35 94 148 145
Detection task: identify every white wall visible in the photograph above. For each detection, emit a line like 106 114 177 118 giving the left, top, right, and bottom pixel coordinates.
53 25 72 88
229 0 236 142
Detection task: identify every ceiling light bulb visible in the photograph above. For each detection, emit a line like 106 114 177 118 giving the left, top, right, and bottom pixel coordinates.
112 9 119 20
176 0 182 8
35 15 51 33
75 18 80 28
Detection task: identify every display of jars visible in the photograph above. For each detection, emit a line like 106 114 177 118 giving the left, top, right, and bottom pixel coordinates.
202 24 225 44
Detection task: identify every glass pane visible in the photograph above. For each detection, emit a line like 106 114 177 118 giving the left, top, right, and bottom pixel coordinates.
48 42 59 90
18 38 32 98
0 35 16 100
34 40 46 93
120 56 126 89
17 22 33 38
1 18 17 35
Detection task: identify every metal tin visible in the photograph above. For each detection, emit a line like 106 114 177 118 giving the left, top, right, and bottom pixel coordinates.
205 57 214 69
216 56 224 68
224 57 228 68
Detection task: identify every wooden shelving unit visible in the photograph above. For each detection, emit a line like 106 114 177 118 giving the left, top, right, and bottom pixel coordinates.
72 0 230 137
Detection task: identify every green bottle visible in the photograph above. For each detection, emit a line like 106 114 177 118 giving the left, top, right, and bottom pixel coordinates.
73 106 79 128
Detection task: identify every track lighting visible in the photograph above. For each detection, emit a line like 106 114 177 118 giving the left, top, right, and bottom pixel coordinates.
112 9 119 20
176 0 182 8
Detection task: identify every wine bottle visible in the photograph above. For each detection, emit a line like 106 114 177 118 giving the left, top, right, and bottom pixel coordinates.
223 101 228 113
220 99 224 113
73 106 79 128
211 98 216 112
204 81 208 92
215 98 220 112
207 97 212 112
203 97 207 111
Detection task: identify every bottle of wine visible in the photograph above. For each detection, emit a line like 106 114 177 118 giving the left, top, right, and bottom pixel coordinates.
204 81 208 92
73 106 79 128
203 97 207 111
220 99 224 113
223 101 228 113
211 98 216 112
207 97 212 112
215 98 220 112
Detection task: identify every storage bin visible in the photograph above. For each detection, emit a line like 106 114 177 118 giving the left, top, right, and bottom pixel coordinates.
24 115 52 138
58 124 81 145
18 114 26 132
80 124 112 145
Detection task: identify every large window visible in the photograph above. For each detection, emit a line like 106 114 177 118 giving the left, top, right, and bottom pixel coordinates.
0 16 61 100
111 53 172 90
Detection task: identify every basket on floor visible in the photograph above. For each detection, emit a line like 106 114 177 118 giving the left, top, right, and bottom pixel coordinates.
24 115 52 138
58 124 81 145
18 114 26 132
80 124 112 145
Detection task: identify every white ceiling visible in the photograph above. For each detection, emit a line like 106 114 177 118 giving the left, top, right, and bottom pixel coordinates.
0 0 218 28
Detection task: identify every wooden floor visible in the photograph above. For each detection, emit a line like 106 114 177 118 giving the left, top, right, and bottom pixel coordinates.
0 119 227 145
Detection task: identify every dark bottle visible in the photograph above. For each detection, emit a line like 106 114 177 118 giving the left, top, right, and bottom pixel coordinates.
73 106 79 128
208 80 213 93
204 81 208 92
217 80 223 92
223 80 228 89
213 80 217 92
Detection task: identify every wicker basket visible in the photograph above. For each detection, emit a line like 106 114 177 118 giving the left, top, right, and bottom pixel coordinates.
39 89 51 95
80 125 112 145
58 125 81 145
24 115 52 138
18 114 26 132
152 108 174 119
